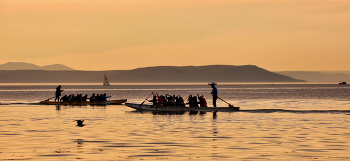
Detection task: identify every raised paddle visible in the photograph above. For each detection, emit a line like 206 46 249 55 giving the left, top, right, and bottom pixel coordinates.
183 95 191 102
140 92 154 106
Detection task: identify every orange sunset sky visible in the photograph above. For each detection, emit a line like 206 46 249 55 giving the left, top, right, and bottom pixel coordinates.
1 0 350 71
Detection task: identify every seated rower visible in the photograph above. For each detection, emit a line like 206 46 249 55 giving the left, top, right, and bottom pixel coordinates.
157 95 165 106
89 93 95 102
176 95 186 107
198 95 207 107
82 94 88 101
75 94 81 102
188 95 199 107
148 95 157 105
101 93 110 101
60 95 69 102
165 94 176 106
95 94 100 102
69 94 75 102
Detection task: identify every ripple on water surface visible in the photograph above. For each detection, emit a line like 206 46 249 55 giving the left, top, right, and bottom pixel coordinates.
0 100 350 160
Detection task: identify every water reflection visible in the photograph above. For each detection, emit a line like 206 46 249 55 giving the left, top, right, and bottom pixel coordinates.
55 105 60 110
75 139 84 147
152 111 186 115
1 104 350 161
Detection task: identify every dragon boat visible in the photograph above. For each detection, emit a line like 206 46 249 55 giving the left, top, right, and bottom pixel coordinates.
125 103 239 112
40 99 127 105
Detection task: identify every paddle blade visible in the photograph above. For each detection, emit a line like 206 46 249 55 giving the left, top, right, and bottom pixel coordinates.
228 104 240 110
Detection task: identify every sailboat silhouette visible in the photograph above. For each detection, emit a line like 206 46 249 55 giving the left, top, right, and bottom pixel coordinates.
103 74 110 86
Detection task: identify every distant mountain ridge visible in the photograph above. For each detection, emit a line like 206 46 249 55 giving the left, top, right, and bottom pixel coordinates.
0 65 304 83
108 65 305 83
1 62 348 83
0 62 74 71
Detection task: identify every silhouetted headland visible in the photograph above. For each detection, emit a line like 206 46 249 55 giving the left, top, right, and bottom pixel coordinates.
0 65 305 83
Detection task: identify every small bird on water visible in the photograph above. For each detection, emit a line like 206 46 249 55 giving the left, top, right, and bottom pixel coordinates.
75 120 84 127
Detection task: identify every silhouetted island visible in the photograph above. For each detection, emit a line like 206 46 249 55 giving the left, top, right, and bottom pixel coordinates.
0 62 74 71
0 65 305 83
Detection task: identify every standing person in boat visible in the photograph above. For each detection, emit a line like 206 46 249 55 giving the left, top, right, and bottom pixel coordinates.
54 85 63 102
208 82 218 107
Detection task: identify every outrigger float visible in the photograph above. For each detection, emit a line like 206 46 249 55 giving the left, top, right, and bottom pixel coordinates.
125 103 240 112
40 99 127 105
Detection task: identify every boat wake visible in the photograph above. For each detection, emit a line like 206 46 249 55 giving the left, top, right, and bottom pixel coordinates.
240 109 350 114
1 101 350 114
128 109 350 115
0 102 42 106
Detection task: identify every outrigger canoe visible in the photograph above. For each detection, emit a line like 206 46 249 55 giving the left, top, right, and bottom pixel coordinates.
125 103 240 112
40 99 127 105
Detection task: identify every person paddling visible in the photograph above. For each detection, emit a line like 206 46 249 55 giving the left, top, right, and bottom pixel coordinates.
208 82 218 107
54 85 64 102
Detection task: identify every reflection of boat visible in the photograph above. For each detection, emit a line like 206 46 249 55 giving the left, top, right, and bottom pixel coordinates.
110 99 128 104
103 74 110 86
40 99 127 105
125 103 240 112
152 111 186 115
339 82 347 85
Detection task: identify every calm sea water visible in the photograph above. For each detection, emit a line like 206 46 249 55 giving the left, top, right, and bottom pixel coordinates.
0 83 350 160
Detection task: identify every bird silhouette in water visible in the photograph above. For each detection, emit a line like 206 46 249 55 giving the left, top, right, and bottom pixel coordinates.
75 120 84 127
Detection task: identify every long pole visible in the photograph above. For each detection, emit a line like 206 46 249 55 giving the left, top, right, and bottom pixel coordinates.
46 97 55 101
217 96 234 107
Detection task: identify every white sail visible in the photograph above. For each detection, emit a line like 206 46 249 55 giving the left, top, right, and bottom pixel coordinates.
103 74 110 86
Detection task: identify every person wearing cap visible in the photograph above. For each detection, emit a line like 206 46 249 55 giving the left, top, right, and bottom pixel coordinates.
208 82 218 107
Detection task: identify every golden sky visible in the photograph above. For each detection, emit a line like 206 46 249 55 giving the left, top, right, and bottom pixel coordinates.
1 0 350 71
